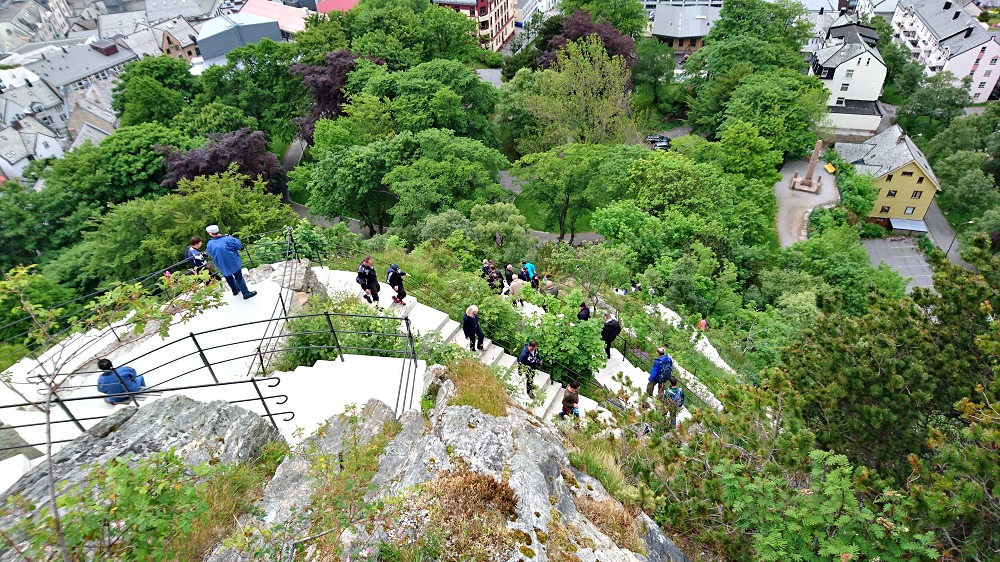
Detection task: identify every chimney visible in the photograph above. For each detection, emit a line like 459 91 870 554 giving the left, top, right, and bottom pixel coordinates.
820 6 824 14
943 0 951 9
23 78 31 87
953 10 961 19
897 131 906 144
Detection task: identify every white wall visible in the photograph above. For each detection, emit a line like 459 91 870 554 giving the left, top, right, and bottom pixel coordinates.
33 133 64 160
824 53 887 104
829 112 882 132
943 38 1000 100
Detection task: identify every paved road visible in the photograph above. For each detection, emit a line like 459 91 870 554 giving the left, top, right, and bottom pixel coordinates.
773 159 841 247
281 139 306 171
923 198 973 268
862 238 935 293
963 102 993 115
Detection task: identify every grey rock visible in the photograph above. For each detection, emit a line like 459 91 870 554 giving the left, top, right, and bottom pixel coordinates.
205 399 396 562
0 422 42 461
435 405 513 479
0 396 284 559
368 410 450 500
640 512 691 562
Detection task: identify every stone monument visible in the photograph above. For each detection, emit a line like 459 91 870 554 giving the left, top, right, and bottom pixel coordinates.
790 140 824 193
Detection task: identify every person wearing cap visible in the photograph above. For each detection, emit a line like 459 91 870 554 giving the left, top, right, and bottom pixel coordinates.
204 225 257 300
386 263 407 305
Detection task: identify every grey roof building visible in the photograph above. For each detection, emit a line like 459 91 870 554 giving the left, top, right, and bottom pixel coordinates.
834 125 938 184
24 40 137 92
651 0 722 53
195 12 281 61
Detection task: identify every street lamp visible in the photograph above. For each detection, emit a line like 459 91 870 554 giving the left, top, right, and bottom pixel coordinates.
945 220 975 257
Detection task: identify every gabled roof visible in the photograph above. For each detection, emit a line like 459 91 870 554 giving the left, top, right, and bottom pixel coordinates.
198 12 275 39
0 116 58 165
70 122 113 150
239 0 310 33
651 3 722 39
834 124 939 186
25 43 138 89
315 0 359 12
814 39 884 67
898 0 998 57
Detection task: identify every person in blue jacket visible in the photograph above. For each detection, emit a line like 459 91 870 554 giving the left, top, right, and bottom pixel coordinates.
205 225 257 300
96 358 145 404
521 260 538 289
646 347 674 397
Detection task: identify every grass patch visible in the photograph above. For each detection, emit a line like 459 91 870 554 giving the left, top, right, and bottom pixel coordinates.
574 495 645 554
162 442 288 560
566 432 632 501
424 467 519 560
449 358 508 417
880 83 904 106
269 137 291 159
513 194 594 234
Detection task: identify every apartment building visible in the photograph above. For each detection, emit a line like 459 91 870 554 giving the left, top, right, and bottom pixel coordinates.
432 0 515 52
892 0 1000 100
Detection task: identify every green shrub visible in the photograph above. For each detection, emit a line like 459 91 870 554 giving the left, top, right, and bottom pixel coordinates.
275 295 404 371
449 358 508 417
860 222 888 238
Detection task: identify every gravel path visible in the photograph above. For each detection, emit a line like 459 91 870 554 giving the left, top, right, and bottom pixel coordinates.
774 159 841 247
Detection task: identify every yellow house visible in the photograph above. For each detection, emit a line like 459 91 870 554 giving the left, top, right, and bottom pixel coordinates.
833 124 940 228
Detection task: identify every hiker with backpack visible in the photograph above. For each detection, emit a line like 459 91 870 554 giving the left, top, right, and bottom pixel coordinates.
664 377 685 427
357 256 381 308
387 264 407 306
646 347 674 398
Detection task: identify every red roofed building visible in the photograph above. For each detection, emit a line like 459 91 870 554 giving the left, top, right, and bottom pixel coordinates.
316 0 360 14
431 0 514 52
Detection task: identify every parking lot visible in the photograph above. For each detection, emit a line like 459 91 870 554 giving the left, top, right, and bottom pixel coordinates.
862 238 935 294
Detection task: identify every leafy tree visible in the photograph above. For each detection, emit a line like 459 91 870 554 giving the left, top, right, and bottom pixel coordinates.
111 55 201 117
592 200 671 267
292 12 349 64
560 0 647 38
349 4 424 70
417 209 474 243
200 39 309 145
684 35 806 88
302 129 505 236
291 50 360 142
161 129 285 197
632 38 675 115
720 69 828 158
537 9 636 68
81 169 297 285
514 143 645 242
685 64 754 135
118 75 186 126
521 287 608 381
0 268 78 342
718 451 938 561
896 72 970 140
864 15 924 97
550 242 635 304
935 151 1000 219
469 202 535 266
704 0 812 52
421 4 480 61
522 36 635 152
170 102 259 138
717 121 782 183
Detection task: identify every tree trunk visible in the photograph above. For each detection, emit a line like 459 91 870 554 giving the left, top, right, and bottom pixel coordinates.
558 197 570 242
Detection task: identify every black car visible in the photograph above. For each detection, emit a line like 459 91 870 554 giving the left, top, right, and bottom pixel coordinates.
645 134 668 144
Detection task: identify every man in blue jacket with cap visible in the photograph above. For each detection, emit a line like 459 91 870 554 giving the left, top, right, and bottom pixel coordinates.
96 358 145 404
205 225 257 300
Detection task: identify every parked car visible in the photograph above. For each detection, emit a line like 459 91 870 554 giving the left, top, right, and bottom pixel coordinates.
645 134 668 144
652 141 671 151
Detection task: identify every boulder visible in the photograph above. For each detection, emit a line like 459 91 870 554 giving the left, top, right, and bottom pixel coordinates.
0 396 285 558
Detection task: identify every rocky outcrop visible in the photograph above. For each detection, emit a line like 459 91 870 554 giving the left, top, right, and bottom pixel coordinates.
0 395 284 529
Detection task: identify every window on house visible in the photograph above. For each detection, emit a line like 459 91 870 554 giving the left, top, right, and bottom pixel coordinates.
840 83 850 91
986 70 993 77
904 206 915 215
835 97 846 105
689 38 696 46
974 93 981 99
845 69 854 78
917 176 925 184
42 141 49 148
901 171 913 176
880 206 891 213
979 82 987 89
866 57 871 65
912 190 923 198
887 189 898 197
991 58 998 65
886 174 893 182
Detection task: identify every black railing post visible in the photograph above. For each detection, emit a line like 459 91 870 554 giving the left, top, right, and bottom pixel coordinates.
288 228 300 262
189 332 219 383
323 312 345 362
250 377 278 429
51 395 85 433
256 346 267 374
278 293 288 317
404 317 418 370
105 318 121 343
110 368 141 407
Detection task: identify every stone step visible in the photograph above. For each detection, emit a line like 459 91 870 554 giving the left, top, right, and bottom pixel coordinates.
535 385 564 421
405 302 450 335
480 344 504 366
495 353 516 372
438 319 462 344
